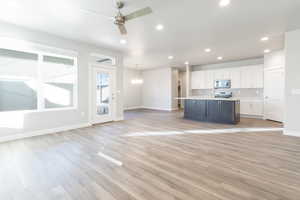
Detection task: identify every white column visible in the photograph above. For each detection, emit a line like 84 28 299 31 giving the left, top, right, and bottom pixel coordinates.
186 64 191 97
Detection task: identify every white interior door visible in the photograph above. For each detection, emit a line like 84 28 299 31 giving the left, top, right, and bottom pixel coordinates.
91 66 116 124
264 67 284 122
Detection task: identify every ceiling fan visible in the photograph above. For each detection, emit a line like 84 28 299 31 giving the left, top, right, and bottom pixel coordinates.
82 1 153 35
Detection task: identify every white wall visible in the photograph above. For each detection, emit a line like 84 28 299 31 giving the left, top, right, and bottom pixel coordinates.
0 22 124 141
264 50 285 68
123 68 142 110
142 68 173 111
123 67 179 111
285 29 300 137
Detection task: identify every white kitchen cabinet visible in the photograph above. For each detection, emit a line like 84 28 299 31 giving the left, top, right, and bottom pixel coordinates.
214 69 224 80
240 65 264 88
192 64 263 90
191 71 201 89
222 70 231 79
240 100 264 116
191 71 206 89
213 69 230 80
229 68 241 88
204 70 215 89
254 65 264 88
192 70 214 89
241 67 252 88
199 71 206 89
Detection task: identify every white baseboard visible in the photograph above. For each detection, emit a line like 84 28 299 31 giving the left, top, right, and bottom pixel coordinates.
0 123 91 143
142 106 175 111
114 116 124 121
241 114 264 119
284 130 300 137
124 106 143 111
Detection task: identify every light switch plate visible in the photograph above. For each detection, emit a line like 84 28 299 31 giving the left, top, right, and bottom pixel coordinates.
291 89 300 95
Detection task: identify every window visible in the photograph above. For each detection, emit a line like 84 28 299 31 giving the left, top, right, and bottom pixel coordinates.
0 49 39 112
0 47 77 112
42 55 76 109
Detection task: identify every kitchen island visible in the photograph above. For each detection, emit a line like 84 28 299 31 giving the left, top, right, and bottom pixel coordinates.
178 97 240 124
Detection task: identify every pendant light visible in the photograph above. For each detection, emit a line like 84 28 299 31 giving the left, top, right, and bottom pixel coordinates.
131 64 143 84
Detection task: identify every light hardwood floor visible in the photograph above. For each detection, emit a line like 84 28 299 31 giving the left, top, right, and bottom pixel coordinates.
1 109 300 200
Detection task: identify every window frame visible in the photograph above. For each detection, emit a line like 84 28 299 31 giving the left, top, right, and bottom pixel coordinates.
0 40 78 114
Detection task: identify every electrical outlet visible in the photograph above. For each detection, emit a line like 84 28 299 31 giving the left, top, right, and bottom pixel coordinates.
81 112 85 117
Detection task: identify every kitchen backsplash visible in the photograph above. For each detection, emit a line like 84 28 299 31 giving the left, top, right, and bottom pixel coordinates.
192 88 264 99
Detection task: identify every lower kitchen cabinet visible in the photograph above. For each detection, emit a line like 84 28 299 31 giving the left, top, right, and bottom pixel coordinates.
207 100 240 124
240 100 263 116
220 100 240 123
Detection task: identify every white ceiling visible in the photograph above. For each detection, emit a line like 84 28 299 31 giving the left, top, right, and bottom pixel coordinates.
0 0 300 69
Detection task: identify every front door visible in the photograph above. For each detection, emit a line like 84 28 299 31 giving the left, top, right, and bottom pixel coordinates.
91 66 116 124
264 67 284 122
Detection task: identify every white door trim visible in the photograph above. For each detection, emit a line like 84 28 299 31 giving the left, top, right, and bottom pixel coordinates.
89 64 117 124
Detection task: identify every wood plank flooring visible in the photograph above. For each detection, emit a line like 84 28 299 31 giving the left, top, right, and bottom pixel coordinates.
1 109 299 200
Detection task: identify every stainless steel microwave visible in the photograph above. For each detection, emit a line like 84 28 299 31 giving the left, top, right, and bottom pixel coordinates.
214 80 231 89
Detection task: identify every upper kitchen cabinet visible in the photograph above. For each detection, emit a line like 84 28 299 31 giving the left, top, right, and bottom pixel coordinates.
214 69 230 80
191 71 202 89
191 70 214 89
191 64 263 90
191 71 207 89
229 68 241 88
240 65 264 88
204 70 215 89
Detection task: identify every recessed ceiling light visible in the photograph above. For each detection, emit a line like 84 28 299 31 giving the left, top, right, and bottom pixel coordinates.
156 24 164 31
219 0 231 7
261 37 269 41
120 39 127 44
264 49 271 53
168 56 174 60
217 56 223 60
184 61 189 65
205 48 212 53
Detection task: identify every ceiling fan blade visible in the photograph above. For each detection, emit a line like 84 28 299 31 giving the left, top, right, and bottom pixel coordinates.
118 24 127 35
80 8 114 20
124 7 153 21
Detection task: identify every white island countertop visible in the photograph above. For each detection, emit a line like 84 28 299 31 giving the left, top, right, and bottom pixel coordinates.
175 97 241 101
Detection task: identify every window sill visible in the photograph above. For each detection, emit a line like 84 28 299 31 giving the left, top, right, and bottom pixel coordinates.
0 107 78 115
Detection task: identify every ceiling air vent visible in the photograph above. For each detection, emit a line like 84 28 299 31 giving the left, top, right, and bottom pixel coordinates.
97 58 112 63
